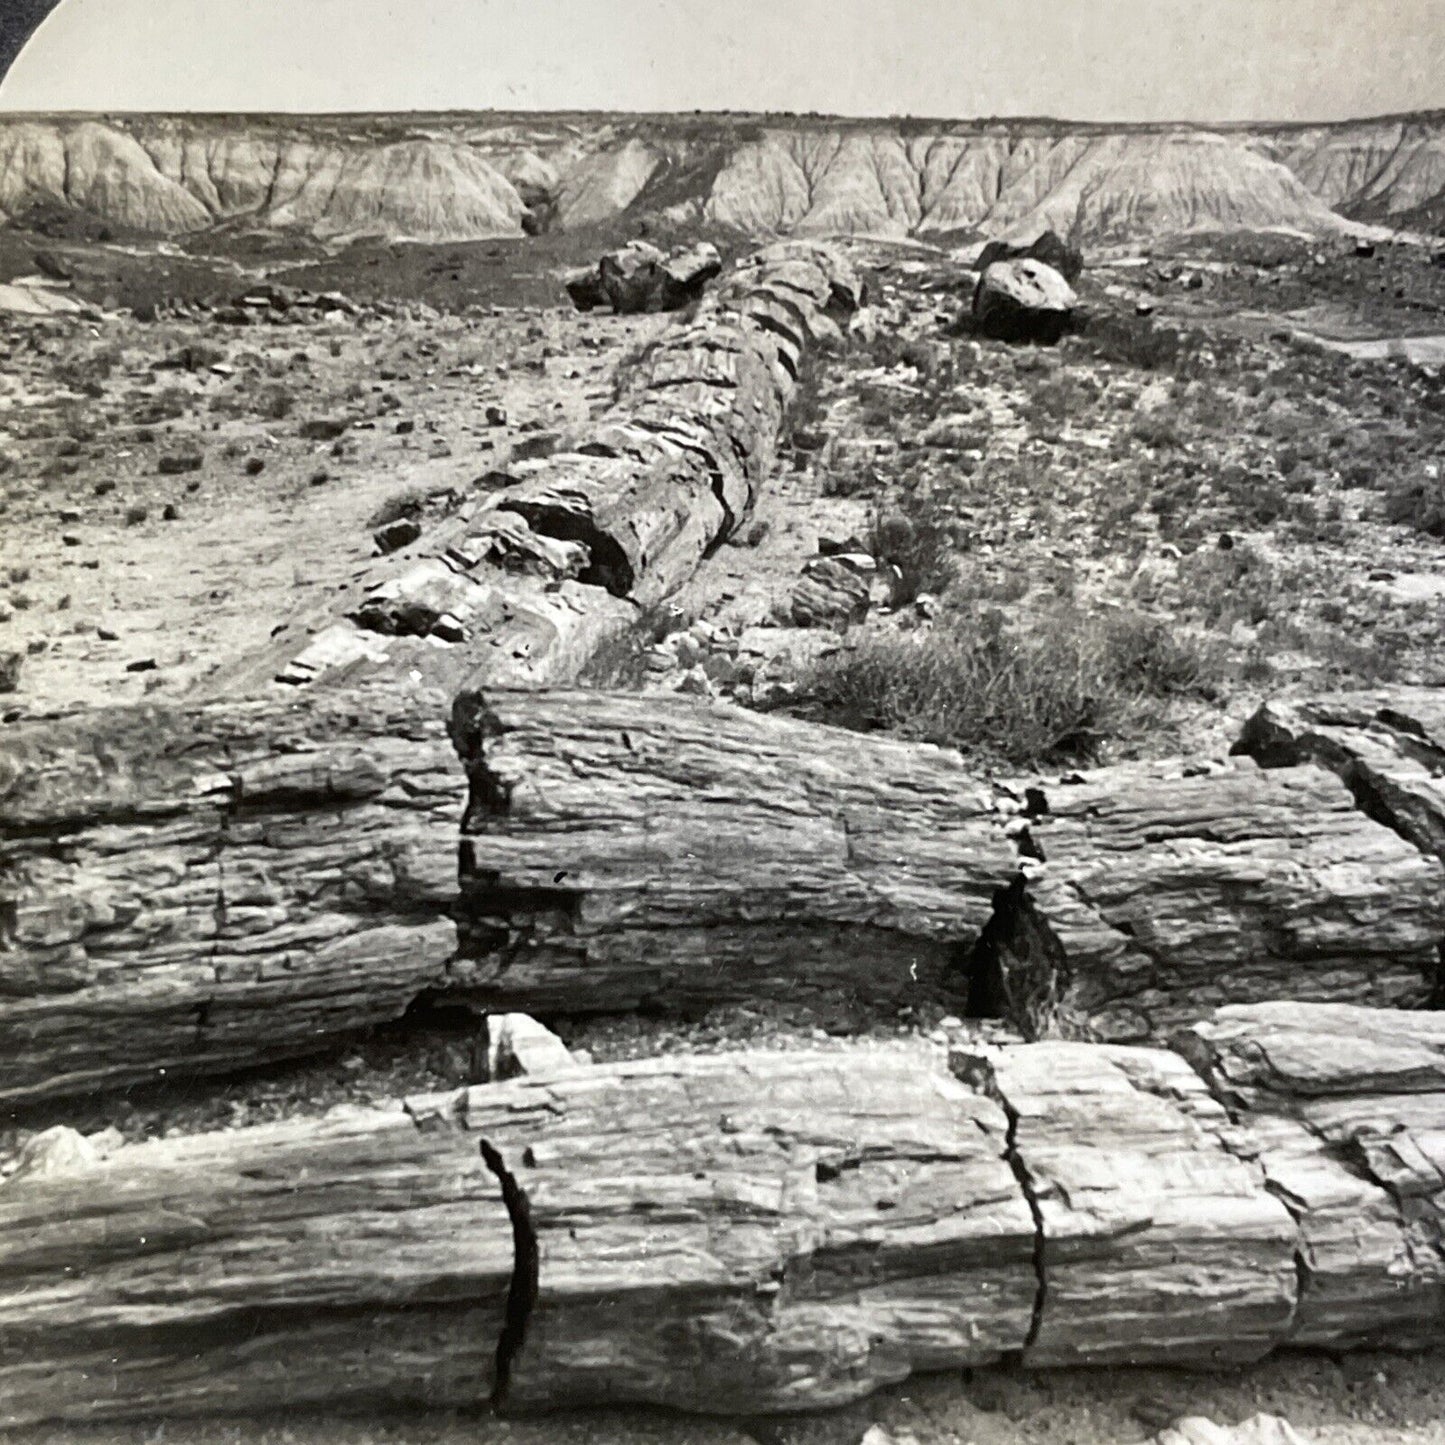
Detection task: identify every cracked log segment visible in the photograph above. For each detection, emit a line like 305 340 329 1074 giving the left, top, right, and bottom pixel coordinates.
456 697 1445 1030
238 240 861 697
967 757 1445 1041
7 690 1445 1104
1178 1002 1445 1349
4 1006 1443 1426
451 687 1020 1013
1236 687 1445 880
0 684 459 1104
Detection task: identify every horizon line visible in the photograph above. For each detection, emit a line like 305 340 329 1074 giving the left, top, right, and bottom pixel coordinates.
1 102 1443 131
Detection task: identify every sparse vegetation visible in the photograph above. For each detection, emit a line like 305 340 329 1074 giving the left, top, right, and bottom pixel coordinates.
788 606 1220 768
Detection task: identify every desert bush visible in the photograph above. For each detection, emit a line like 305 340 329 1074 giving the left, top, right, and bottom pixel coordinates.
787 604 1219 768
1383 474 1445 538
867 485 965 602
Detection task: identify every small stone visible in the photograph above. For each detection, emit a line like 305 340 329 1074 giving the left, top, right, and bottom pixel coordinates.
61 532 81 547
157 453 202 475
244 457 266 476
0 650 21 693
485 404 508 426
125 658 157 673
374 518 422 555
6 1126 98 1183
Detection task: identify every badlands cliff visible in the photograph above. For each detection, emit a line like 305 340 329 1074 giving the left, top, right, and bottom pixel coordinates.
0 110 1442 244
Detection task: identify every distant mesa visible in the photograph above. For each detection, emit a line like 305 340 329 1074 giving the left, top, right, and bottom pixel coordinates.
0 112 1441 245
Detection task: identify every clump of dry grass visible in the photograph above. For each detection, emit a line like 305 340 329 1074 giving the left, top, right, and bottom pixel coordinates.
787 605 1220 768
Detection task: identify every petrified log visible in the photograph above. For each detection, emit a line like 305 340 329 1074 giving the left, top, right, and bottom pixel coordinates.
3 1005 1442 1425
7 689 1445 1103
451 688 1019 1015
0 684 460 1103
966 758 1445 1040
251 241 860 694
455 695 1445 1029
1178 1001 1445 1348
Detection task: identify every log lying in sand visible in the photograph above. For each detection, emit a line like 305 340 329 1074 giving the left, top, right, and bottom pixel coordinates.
0 684 460 1103
454 692 1445 1029
7 688 1445 1103
2 1004 1442 1425
245 241 861 695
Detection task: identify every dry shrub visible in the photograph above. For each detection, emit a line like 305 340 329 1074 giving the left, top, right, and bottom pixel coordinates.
788 605 1219 768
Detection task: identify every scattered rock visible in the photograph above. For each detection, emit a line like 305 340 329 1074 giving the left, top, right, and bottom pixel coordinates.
790 555 874 626
487 1013 576 1081
374 518 423 555
485 404 508 427
0 649 22 693
973 258 1077 343
244 457 265 476
124 658 157 673
157 453 202 475
4 1126 98 1184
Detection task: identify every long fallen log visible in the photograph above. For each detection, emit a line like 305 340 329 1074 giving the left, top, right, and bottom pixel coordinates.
453 692 1445 1029
2 1003 1441 1425
234 240 862 698
6 688 1445 1103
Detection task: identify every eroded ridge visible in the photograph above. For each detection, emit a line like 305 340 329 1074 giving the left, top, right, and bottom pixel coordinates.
2 1005 1442 1425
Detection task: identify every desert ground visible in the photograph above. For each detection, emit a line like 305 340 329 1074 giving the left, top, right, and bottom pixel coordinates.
3 109 1445 1445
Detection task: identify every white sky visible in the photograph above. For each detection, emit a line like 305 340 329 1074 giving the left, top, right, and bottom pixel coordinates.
1 0 1442 122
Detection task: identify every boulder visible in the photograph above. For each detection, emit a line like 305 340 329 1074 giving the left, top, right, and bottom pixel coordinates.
566 240 723 314
973 258 1077 343
789 554 874 626
976 229 1084 284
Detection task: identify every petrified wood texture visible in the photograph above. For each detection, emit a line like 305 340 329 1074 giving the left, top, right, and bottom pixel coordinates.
457 695 1445 1030
8 689 1445 1104
451 688 1018 1013
1235 688 1445 878
0 684 460 1103
968 758 1445 1040
3 1005 1442 1425
247 240 861 694
1179 1001 1445 1349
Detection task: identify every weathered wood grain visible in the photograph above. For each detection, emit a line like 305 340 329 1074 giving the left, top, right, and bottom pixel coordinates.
10 690 1445 1104
451 687 1018 1014
0 685 461 1102
967 758 1445 1040
3 1006 1442 1425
